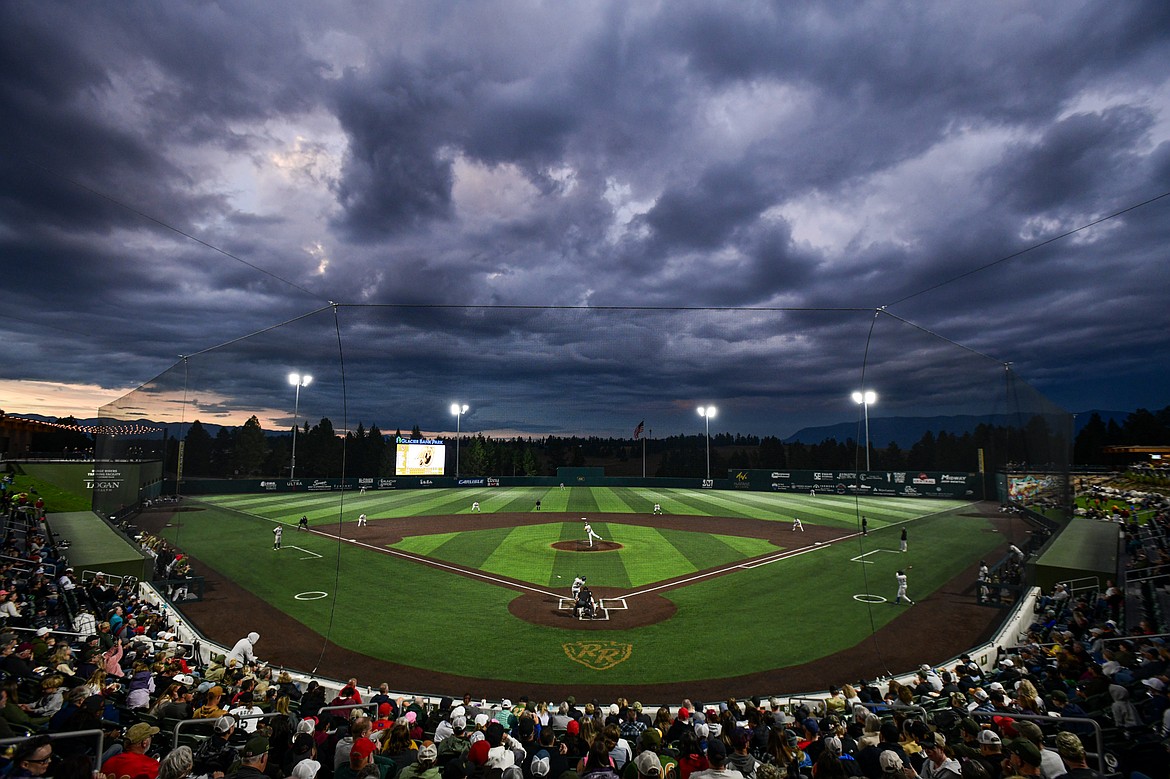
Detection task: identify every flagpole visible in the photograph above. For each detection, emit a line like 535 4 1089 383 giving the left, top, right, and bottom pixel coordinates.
642 435 646 479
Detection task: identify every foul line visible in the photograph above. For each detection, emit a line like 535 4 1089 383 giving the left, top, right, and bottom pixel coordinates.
624 501 978 600
308 528 562 599
286 545 321 559
851 549 900 564
623 536 853 599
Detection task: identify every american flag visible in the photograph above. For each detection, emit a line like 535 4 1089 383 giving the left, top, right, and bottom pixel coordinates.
633 420 644 439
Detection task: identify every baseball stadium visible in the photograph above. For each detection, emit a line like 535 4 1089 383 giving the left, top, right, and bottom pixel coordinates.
17 304 1087 703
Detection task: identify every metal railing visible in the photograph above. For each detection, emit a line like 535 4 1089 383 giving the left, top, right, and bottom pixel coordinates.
0 727 106 761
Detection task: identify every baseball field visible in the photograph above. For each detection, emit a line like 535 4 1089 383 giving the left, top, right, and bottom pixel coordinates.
137 486 1025 699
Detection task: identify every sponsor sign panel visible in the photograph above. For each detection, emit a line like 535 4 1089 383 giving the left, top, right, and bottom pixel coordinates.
737 469 976 498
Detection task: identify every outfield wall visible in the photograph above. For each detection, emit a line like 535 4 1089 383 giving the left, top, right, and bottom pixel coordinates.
20 460 165 516
170 468 977 498
729 468 979 499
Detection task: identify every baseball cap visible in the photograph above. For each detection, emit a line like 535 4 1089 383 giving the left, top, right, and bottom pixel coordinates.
126 723 159 743
1007 738 1042 767
214 715 236 733
243 735 270 758
468 740 491 765
418 742 438 763
678 707 690 720
1016 721 1043 742
634 751 663 777
1143 678 1166 692
879 751 903 772
706 739 727 759
531 753 551 778
918 732 945 749
978 730 1001 746
291 759 321 779
351 738 376 761
1054 732 1084 760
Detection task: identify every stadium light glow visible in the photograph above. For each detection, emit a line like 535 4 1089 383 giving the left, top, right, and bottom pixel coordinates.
851 390 877 471
451 403 469 477
697 405 717 481
288 373 312 479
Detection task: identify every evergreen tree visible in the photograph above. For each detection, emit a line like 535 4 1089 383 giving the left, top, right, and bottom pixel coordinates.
522 446 540 476
1074 413 1108 465
211 427 234 477
183 421 214 476
233 415 270 476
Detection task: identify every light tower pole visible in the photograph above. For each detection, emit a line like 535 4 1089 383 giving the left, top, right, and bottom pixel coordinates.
288 373 312 478
851 390 877 471
697 405 717 481
450 403 469 477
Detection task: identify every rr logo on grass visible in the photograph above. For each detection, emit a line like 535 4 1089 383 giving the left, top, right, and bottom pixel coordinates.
563 641 632 671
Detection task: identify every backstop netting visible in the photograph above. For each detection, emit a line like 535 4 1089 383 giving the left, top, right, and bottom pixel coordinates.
91 304 1071 692
95 305 1071 499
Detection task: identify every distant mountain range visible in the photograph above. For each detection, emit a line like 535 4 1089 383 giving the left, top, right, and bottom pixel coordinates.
16 409 1133 447
783 409 1130 448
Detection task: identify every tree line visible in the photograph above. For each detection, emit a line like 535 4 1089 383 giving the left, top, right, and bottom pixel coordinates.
30 406 1167 479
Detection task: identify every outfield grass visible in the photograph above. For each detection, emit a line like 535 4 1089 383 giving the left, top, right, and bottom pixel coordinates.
203 485 937 528
168 488 999 685
392 523 778 588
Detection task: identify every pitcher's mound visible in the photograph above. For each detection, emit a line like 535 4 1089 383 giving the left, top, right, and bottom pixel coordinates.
551 540 623 552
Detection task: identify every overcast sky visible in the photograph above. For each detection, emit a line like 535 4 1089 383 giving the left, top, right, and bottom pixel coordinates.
2 1 1169 439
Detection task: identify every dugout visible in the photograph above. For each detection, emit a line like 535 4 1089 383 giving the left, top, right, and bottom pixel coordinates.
1028 519 1120 593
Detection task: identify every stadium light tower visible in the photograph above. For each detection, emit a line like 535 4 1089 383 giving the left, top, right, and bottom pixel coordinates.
450 403 469 477
288 373 312 479
697 405 717 481
851 390 877 471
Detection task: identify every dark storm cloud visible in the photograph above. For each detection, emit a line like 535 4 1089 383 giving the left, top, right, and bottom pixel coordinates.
989 107 1157 212
3 1 1170 435
330 57 464 239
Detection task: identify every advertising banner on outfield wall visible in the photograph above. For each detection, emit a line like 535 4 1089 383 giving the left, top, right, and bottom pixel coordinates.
729 469 978 499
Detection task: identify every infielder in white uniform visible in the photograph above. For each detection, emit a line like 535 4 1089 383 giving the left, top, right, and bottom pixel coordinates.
583 520 603 547
272 526 282 550
895 569 914 605
357 513 367 526
792 517 803 531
